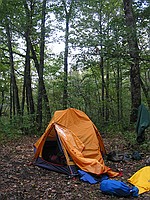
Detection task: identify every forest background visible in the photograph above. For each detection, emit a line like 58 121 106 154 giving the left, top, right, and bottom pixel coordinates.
0 0 149 149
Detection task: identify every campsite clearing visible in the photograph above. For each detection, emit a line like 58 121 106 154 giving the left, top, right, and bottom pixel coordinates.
0 135 149 200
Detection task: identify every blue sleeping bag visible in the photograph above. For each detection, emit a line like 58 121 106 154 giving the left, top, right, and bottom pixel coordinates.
100 179 138 197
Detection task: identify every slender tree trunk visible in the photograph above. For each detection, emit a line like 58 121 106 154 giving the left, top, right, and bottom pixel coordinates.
98 1 105 123
91 67 101 122
100 57 105 119
123 0 141 123
25 33 35 114
36 0 51 130
117 64 123 122
62 0 74 109
63 15 69 109
5 21 21 118
120 69 123 120
148 26 150 50
105 64 109 122
63 5 69 109
36 0 46 129
23 0 35 116
21 81 26 115
116 64 120 121
0 90 4 117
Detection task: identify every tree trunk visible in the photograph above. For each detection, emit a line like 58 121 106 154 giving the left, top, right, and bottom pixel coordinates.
90 67 101 123
120 69 123 121
62 0 74 109
123 0 141 123
29 35 51 128
21 80 26 115
105 64 109 122
63 15 69 109
0 90 4 117
116 63 121 122
100 57 105 120
25 33 35 114
98 1 105 124
23 0 35 116
36 0 46 130
36 0 51 130
5 21 21 118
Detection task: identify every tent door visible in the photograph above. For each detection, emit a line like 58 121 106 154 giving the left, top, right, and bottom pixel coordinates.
42 134 67 166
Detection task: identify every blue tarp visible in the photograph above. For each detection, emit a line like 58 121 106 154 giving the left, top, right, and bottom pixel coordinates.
78 170 108 184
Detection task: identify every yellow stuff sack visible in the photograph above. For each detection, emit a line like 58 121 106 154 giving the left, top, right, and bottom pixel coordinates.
128 166 150 194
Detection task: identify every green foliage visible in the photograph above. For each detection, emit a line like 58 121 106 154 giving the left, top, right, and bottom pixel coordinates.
19 114 38 135
123 128 150 152
0 117 21 141
102 126 150 153
0 114 39 142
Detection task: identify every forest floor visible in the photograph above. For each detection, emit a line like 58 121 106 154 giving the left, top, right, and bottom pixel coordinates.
0 134 150 200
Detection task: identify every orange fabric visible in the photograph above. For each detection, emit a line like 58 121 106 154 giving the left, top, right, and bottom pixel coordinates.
53 108 106 156
34 108 119 177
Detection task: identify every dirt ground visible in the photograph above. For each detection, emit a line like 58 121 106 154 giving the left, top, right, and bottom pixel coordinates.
0 135 150 200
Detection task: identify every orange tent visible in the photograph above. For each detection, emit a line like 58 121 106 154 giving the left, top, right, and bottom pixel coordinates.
33 108 118 177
